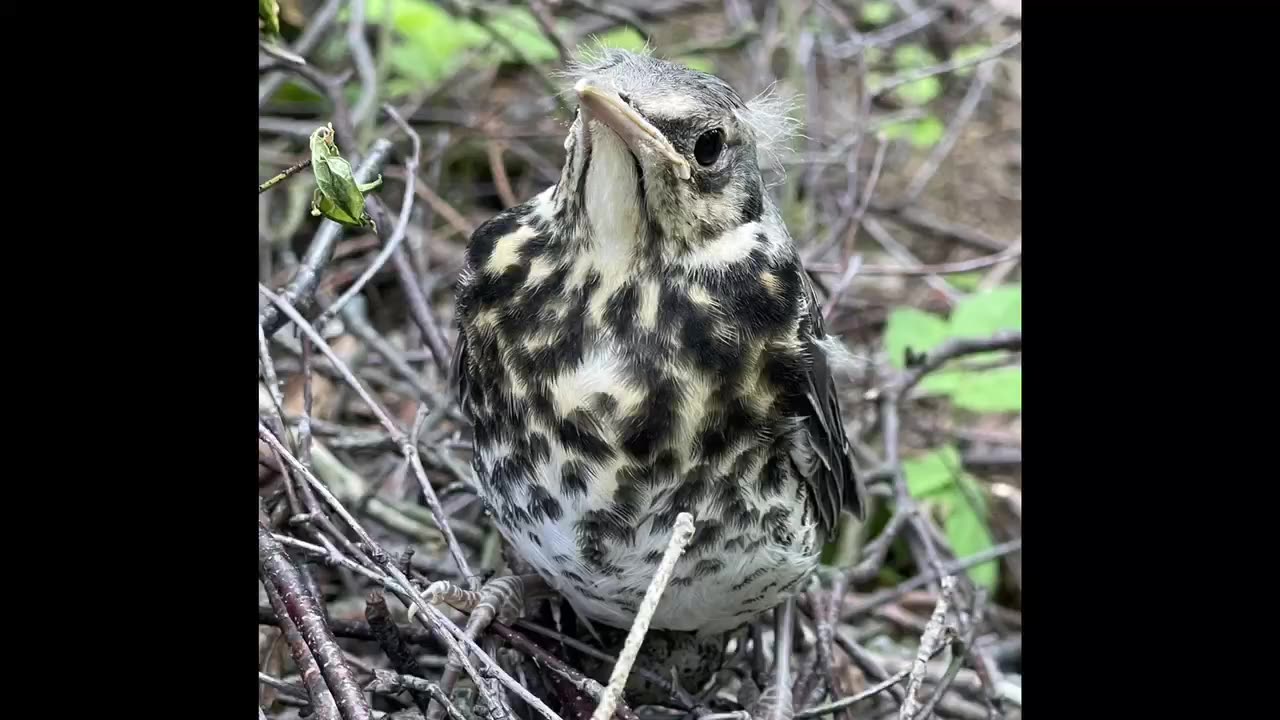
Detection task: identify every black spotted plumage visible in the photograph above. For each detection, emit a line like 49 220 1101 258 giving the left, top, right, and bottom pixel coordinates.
451 49 866 636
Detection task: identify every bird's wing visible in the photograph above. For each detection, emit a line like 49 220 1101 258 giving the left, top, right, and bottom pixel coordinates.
791 268 868 536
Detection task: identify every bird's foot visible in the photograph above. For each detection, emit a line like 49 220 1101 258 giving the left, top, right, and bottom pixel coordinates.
421 574 550 720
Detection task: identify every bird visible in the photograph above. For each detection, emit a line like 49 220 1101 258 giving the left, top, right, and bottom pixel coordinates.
437 47 867 715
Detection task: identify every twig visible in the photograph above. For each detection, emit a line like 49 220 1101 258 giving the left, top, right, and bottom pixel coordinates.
528 0 571 62
896 60 997 208
317 106 421 328
915 592 986 720
366 669 468 720
489 621 641 720
900 577 957 720
864 217 961 306
844 540 1022 620
899 331 1022 399
259 138 394 339
346 0 379 131
392 246 452 378
259 521 372 720
260 605 440 649
261 158 314 194
591 513 696 720
810 246 1022 277
873 32 1020 99
261 580 340 720
870 205 1009 254
367 590 433 715
829 633 906 705
488 142 519 209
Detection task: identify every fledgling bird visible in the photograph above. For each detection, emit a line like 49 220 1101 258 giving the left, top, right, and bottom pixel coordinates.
444 47 866 710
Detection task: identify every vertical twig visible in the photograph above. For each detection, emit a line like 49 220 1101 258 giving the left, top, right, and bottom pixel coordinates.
591 513 697 720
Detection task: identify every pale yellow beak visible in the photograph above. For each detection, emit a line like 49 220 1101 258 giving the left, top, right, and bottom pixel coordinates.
574 79 691 181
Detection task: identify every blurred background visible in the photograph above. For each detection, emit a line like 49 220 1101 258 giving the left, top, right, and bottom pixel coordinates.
258 1 1021 718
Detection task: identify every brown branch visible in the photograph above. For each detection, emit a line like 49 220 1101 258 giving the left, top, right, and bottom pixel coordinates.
809 246 1022 277
260 605 441 649
259 521 372 720
366 590 433 715
489 621 640 720
260 158 313 194
365 670 469 720
899 331 1022 399
262 580 340 720
843 540 1022 620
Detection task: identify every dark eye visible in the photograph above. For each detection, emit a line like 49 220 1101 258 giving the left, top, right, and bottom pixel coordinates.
694 129 724 166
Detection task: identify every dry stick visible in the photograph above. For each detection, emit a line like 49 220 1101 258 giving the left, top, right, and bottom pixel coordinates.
792 630 956 720
366 590 433 715
346 0 379 131
513 620 682 699
873 32 1021 99
365 670 469 720
527 0 571 61
977 237 1021 292
915 592 987 720
864 217 961 307
259 429 545 720
260 522 372 720
899 332 1022 399
260 605 440 649
900 577 957 720
488 142 520 209
897 59 997 208
260 139 394 338
591 513 697 720
316 106 421 328
262 578 340 720
845 540 1021 621
392 247 452 378
810 246 1022 277
489 621 641 720
260 284 474 584
261 158 314 194
830 632 906 706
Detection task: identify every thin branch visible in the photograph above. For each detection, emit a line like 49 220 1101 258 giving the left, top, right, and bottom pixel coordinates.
873 32 1020 99
591 513 696 720
366 590 433 715
346 0 379 130
261 158 314 194
259 521 372 720
810 246 1022 277
843 540 1022 620
899 331 1022 399
365 670 469 720
261 578 340 720
489 621 640 720
900 577 957 720
259 138 394 339
897 59 998 208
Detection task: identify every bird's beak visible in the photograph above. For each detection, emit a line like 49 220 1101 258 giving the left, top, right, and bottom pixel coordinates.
574 79 691 181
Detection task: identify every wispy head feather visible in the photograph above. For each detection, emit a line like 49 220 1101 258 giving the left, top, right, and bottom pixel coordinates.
736 83 804 175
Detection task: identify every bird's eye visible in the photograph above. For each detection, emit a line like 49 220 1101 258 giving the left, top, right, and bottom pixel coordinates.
694 129 724 166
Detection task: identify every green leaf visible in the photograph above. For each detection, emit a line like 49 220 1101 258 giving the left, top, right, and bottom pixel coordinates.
950 284 1021 339
308 124 382 230
892 45 937 69
486 8 560 63
894 76 942 106
944 499 998 589
903 446 964 499
908 116 944 147
952 44 990 77
950 367 1021 413
884 307 949 368
260 0 281 37
861 1 894 26
591 27 649 52
947 272 985 291
679 55 716 73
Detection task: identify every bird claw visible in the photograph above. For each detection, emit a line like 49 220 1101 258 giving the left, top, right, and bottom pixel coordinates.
408 574 536 627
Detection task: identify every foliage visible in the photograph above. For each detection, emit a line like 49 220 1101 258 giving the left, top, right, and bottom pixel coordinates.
904 446 999 589
885 284 1021 413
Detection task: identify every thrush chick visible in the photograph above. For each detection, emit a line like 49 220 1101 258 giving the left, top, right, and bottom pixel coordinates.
452 49 865 642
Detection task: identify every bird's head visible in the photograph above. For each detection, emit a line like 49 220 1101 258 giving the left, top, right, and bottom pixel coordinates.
554 48 797 257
